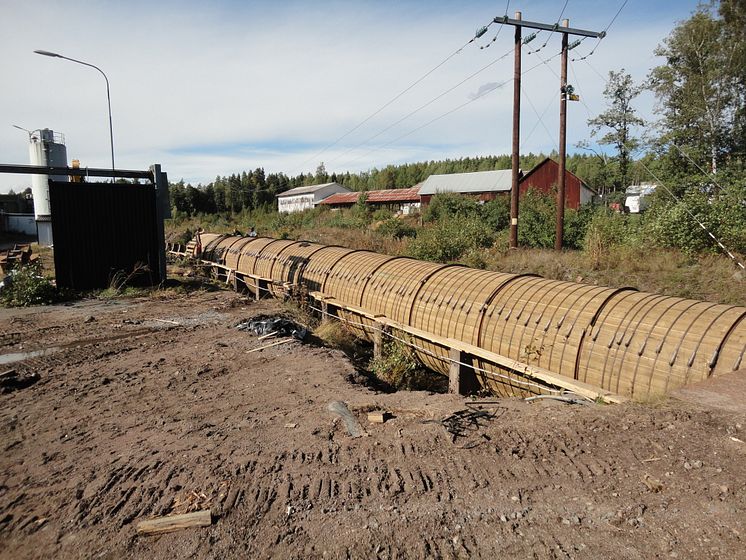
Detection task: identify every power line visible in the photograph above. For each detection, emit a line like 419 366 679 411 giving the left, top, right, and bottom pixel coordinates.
289 26 497 175
521 85 559 152
667 142 727 190
476 0 511 50
570 54 744 269
338 52 562 169
571 0 628 61
568 60 595 120
526 0 569 55
327 45 516 167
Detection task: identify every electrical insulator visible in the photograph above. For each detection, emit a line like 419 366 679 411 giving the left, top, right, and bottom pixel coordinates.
568 39 582 50
475 26 488 39
522 32 538 45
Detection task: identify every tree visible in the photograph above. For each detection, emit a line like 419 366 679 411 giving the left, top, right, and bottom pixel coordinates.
315 162 328 184
587 69 644 191
648 5 744 174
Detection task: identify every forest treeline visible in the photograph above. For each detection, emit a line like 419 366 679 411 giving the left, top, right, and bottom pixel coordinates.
170 0 745 264
168 151 621 217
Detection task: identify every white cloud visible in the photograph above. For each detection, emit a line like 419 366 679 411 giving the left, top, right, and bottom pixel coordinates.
0 0 700 193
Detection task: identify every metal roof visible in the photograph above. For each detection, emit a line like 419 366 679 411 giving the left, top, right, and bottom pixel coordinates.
625 182 657 196
277 182 348 197
319 186 422 205
419 170 513 195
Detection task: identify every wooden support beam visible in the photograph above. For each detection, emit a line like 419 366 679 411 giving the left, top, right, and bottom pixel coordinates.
372 321 390 360
306 290 626 404
448 348 479 395
321 300 337 323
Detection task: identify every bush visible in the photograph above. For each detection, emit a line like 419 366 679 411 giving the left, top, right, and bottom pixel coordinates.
583 210 636 268
644 191 714 255
0 264 57 307
369 338 445 392
423 193 481 222
481 196 511 230
517 190 556 249
407 217 495 263
376 217 417 239
371 208 394 222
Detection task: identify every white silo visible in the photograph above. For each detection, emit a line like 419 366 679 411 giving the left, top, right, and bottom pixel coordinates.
29 128 67 246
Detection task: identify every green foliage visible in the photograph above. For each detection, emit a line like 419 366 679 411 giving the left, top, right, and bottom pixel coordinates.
643 180 746 256
371 208 394 221
422 192 481 222
583 210 640 268
325 208 370 230
0 265 57 307
587 69 644 191
481 196 511 230
648 4 744 173
564 202 598 250
370 339 418 390
369 338 445 392
422 192 509 231
407 216 495 263
376 218 417 240
517 190 556 249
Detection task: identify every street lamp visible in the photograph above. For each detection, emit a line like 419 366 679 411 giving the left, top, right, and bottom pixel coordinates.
12 124 34 142
33 49 115 175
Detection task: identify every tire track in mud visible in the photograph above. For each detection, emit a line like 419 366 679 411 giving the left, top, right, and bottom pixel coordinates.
2 291 745 560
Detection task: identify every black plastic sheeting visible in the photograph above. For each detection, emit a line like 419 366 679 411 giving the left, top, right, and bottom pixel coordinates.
236 316 308 340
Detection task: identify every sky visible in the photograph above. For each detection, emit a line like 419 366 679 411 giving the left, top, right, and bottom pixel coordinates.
0 0 703 193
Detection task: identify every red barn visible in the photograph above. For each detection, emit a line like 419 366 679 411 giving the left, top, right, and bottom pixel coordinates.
318 186 421 214
519 157 597 209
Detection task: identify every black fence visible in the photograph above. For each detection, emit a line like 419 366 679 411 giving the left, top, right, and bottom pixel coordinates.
49 180 166 289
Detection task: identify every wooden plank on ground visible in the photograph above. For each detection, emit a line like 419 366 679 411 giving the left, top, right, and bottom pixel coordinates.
246 339 293 353
136 510 212 535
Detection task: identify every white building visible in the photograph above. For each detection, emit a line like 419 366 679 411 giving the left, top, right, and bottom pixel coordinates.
276 182 351 213
624 183 657 213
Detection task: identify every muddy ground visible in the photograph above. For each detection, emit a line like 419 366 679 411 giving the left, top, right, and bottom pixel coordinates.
0 287 745 559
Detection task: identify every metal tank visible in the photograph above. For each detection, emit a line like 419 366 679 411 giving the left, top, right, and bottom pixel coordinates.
28 128 68 246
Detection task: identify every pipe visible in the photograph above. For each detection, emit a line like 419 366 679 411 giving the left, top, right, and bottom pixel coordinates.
186 234 746 400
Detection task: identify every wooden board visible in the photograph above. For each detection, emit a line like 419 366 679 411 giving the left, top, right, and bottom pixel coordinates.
136 510 212 535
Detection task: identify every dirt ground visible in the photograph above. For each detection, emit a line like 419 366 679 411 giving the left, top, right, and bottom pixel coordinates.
1 287 745 559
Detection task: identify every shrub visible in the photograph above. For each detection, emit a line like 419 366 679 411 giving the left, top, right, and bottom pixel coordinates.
376 217 417 239
407 216 495 263
423 193 481 223
644 191 714 255
583 210 635 268
371 208 394 222
369 338 445 392
517 190 556 249
481 196 511 230
0 264 57 307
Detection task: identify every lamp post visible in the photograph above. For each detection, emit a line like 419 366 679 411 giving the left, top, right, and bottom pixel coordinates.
33 50 115 175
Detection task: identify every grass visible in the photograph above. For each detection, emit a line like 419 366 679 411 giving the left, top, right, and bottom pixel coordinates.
369 338 447 393
167 207 746 306
313 320 361 357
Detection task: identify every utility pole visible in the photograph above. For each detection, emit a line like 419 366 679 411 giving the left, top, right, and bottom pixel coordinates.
493 15 604 250
555 19 569 251
509 11 521 249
